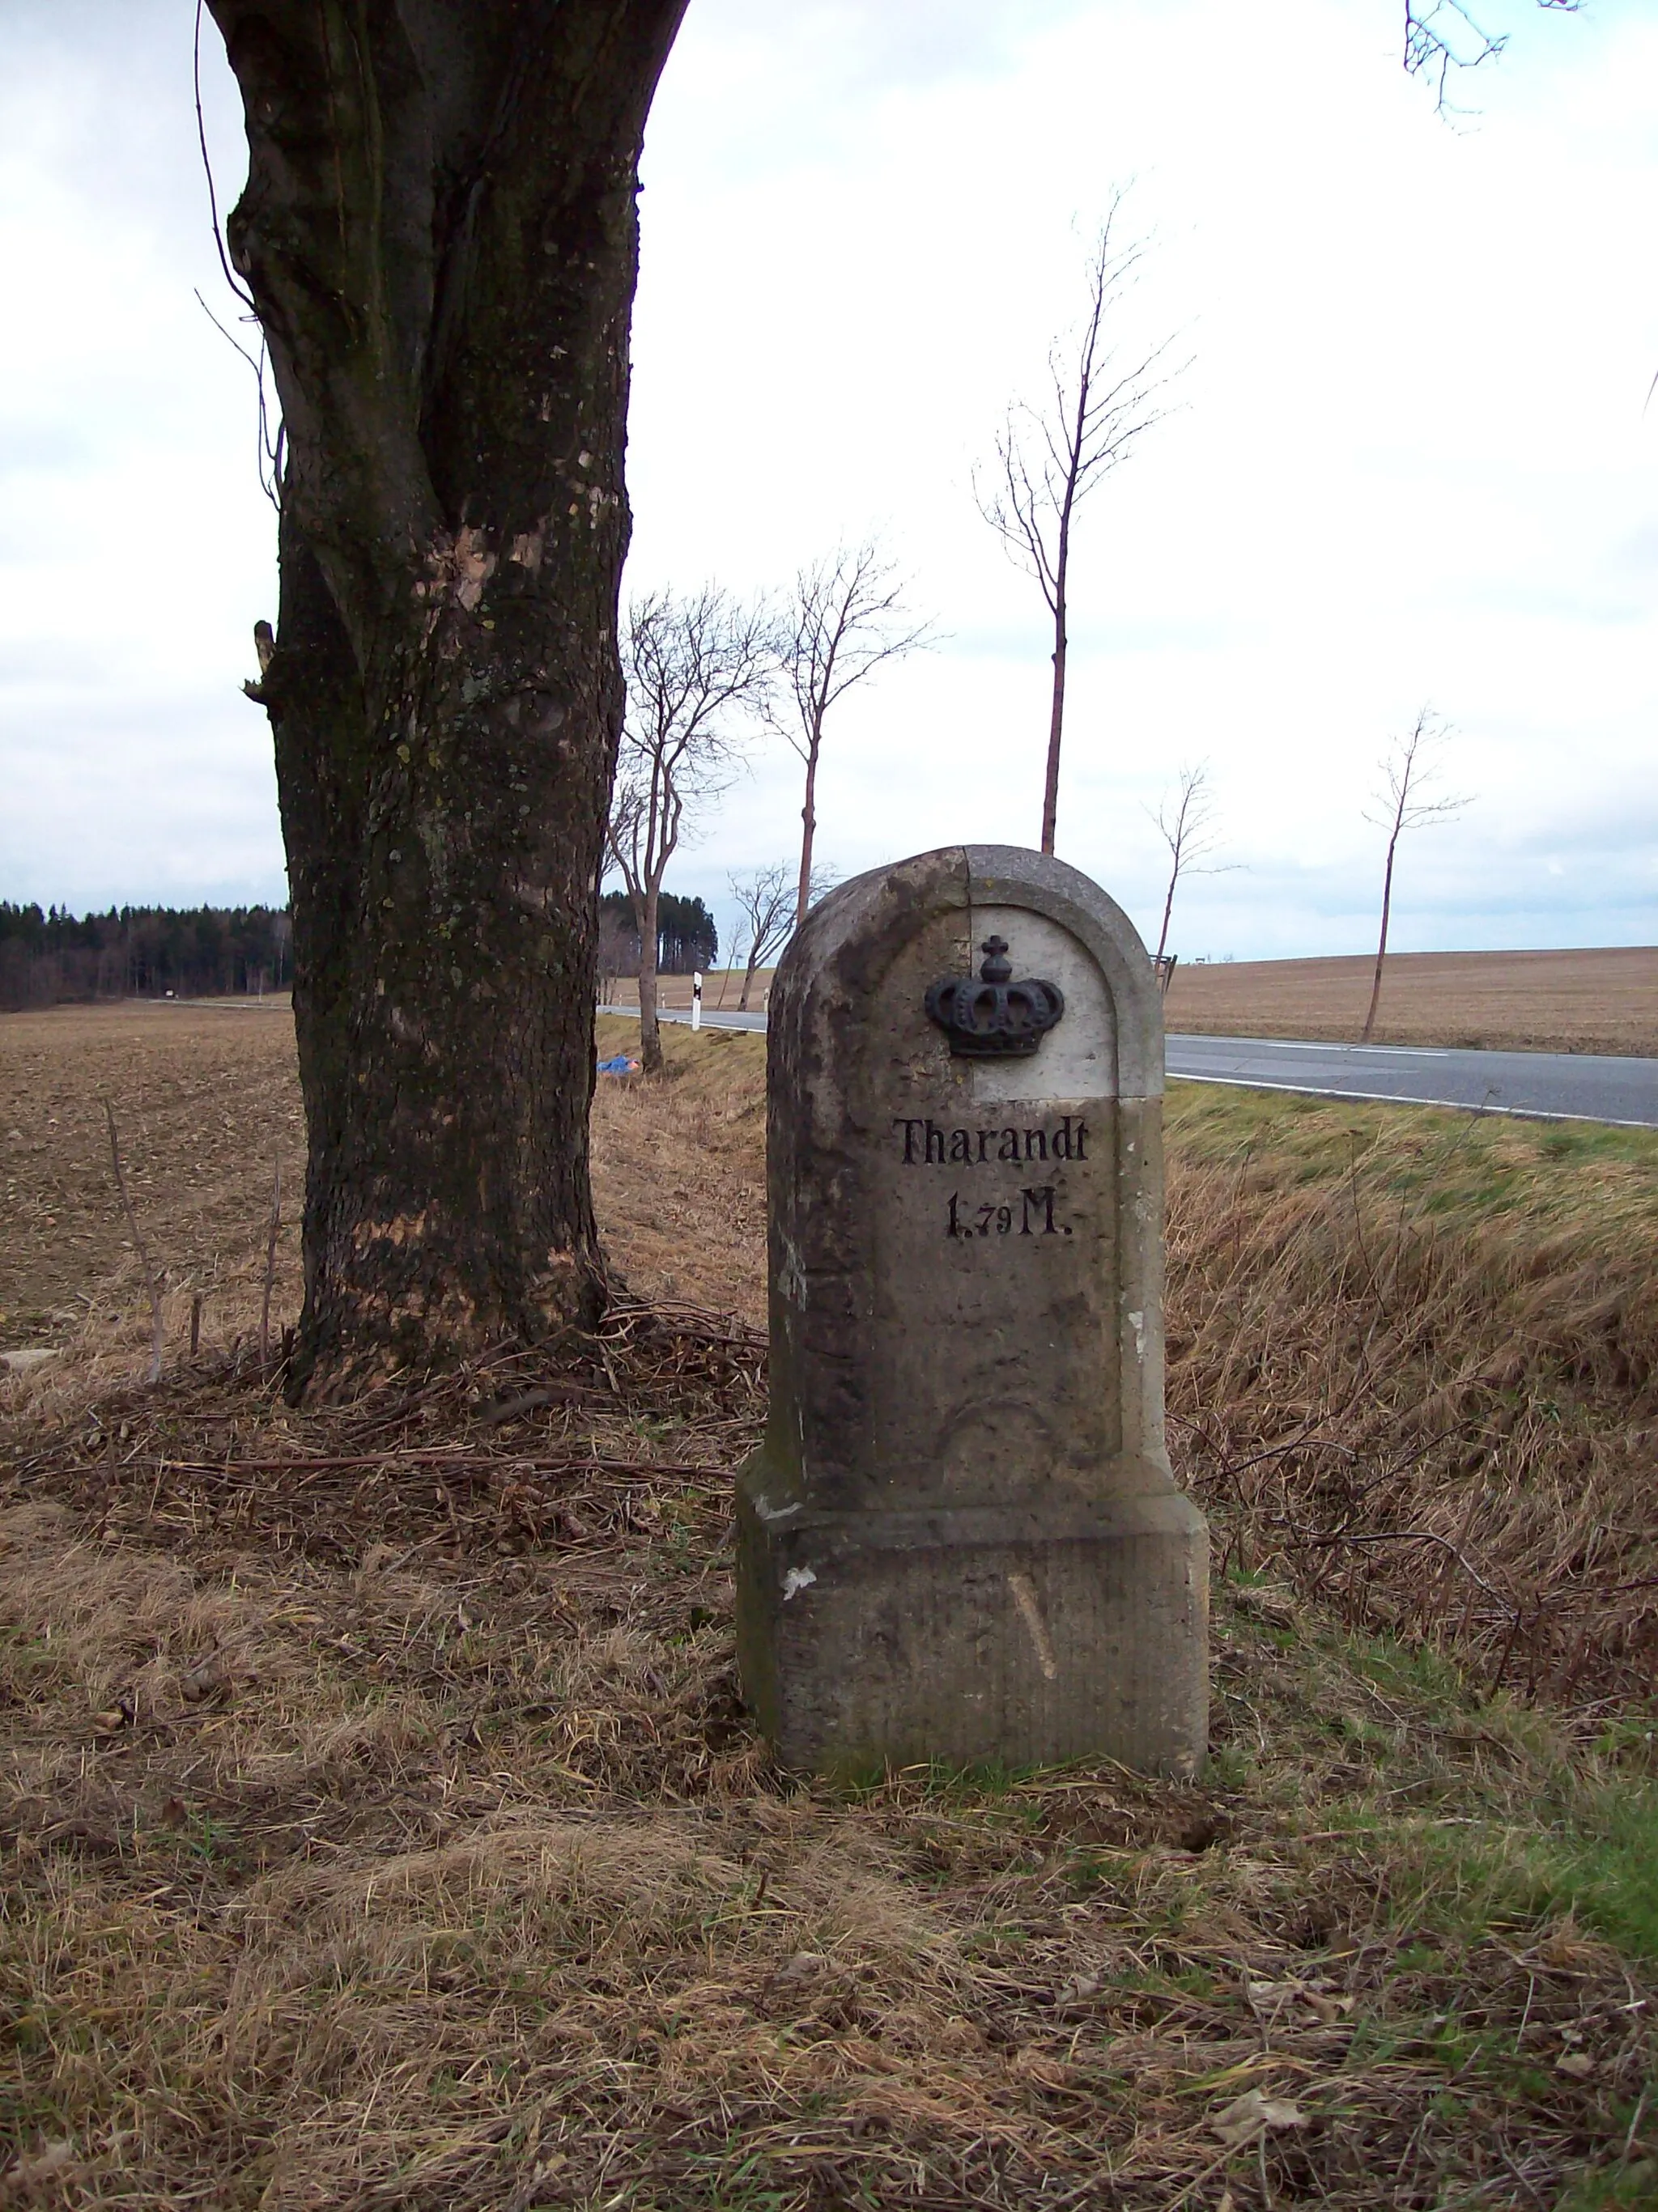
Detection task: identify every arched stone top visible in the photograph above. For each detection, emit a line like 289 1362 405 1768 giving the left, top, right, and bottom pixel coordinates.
782 845 1162 1107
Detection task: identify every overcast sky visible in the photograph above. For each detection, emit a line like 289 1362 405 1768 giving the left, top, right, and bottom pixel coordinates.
1 0 1654 962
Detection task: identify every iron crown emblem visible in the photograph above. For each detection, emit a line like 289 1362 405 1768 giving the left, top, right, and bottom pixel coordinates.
925 936 1065 1059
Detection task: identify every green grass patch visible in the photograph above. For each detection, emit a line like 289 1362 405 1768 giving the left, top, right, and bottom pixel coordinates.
1165 1078 1658 1248
1282 1621 1658 1964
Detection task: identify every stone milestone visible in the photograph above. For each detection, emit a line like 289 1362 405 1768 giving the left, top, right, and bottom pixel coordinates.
735 844 1208 1775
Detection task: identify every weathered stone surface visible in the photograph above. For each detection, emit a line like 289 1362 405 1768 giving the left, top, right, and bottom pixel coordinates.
736 845 1208 1776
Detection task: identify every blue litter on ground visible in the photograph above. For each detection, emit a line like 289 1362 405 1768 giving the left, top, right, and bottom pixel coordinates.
597 1054 641 1076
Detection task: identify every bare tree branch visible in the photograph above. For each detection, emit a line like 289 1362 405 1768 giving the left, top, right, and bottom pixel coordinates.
774 541 932 928
607 586 775 1071
1360 707 1471 1043
193 0 284 511
1403 0 1579 117
193 294 286 517
976 193 1184 856
194 0 253 313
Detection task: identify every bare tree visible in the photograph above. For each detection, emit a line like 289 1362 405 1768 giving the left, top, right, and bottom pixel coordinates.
1361 710 1469 1044
608 588 773 1073
1149 762 1233 968
977 197 1180 856
725 860 838 1011
776 543 930 928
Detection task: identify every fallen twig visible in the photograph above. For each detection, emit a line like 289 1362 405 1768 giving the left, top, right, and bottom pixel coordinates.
1265 1514 1514 1607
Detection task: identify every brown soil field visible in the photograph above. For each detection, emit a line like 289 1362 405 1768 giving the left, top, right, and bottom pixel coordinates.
0 1002 763 1356
1163 945 1658 1055
0 1001 308 1354
2 1004 1657 2206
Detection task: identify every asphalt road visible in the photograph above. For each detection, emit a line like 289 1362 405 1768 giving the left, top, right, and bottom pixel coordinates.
602 1008 1658 1128
1163 1034 1658 1128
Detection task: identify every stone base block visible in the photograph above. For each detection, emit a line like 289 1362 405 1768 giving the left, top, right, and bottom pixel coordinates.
735 1469 1209 1777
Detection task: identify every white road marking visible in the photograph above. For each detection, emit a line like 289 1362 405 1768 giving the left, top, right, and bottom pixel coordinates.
1171 1036 1451 1057
1166 1071 1655 1128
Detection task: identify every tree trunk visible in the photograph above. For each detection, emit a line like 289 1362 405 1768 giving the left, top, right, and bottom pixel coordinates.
796 728 822 929
210 0 687 1387
638 881 663 1074
1155 870 1176 964
1361 835 1398 1043
1040 615 1066 857
1040 450 1080 858
738 949 762 1011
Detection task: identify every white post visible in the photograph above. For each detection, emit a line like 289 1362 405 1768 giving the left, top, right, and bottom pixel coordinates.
691 970 703 1031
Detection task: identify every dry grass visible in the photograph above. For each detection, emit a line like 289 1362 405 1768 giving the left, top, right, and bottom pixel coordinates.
590 1017 766 1327
1163 1088 1658 1713
2 1007 1657 2207
6 1348 1658 2210
1163 945 1658 1056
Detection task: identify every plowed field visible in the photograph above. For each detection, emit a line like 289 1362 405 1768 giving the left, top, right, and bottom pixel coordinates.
1163 945 1657 1055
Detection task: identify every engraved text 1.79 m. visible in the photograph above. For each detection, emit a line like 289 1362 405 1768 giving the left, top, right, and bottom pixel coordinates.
945 1186 1073 1240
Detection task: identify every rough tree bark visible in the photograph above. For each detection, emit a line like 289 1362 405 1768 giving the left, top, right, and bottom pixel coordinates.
208 1 687 1388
